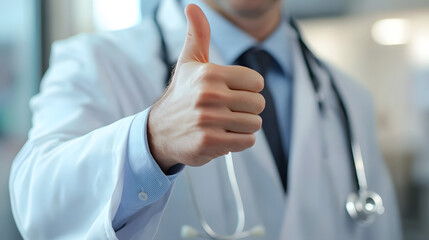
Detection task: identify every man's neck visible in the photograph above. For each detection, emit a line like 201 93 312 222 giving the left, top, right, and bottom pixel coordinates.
204 1 282 42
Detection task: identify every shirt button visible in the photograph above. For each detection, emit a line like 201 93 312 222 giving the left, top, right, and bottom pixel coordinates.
138 191 148 201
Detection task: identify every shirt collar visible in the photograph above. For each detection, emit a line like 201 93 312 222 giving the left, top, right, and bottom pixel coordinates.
261 19 292 75
181 0 292 75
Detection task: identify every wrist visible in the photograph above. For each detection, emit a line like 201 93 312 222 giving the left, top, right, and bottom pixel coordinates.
147 107 180 173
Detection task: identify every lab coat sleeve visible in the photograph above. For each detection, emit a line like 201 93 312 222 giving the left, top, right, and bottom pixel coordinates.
9 34 175 239
112 109 183 230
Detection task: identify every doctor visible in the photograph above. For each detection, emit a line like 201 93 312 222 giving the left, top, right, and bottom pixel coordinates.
9 0 401 239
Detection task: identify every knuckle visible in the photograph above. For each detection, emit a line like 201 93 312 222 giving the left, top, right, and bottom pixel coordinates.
197 132 222 156
196 89 226 107
196 109 214 126
194 135 209 159
199 63 218 82
202 90 224 101
199 130 216 148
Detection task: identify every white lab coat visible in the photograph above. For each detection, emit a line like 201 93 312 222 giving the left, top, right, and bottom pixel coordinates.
9 0 401 239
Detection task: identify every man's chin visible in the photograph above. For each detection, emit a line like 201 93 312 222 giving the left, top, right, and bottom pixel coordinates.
210 0 280 19
233 8 272 19
236 0 281 19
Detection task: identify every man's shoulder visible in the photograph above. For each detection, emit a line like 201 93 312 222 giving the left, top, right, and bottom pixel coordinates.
50 19 159 65
327 65 373 106
323 64 377 130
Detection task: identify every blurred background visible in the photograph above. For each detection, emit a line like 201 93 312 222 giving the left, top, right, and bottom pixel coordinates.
0 0 428 239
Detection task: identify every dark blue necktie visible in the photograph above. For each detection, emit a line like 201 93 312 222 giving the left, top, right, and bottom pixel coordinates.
235 48 288 192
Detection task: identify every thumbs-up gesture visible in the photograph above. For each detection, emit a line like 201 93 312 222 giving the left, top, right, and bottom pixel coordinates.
148 4 265 171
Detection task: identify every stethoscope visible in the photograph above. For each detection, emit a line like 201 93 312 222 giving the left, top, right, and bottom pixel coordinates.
152 2 385 239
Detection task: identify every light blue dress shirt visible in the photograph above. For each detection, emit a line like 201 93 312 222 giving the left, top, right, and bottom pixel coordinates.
113 0 294 230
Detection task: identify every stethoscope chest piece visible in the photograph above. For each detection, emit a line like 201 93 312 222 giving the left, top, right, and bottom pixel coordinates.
346 190 385 224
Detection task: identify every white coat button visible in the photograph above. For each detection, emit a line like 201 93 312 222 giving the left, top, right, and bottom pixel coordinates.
138 191 148 201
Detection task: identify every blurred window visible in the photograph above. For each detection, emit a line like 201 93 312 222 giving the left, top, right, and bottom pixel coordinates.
0 0 40 137
93 0 142 31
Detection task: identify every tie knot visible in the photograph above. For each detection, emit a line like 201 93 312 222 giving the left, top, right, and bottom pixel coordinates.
235 48 276 77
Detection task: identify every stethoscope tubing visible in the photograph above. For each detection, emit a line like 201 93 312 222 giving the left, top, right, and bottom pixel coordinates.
184 153 263 240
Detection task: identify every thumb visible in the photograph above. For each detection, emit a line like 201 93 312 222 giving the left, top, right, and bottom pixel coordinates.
179 4 211 64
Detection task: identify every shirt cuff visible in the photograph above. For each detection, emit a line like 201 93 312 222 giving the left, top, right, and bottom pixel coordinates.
113 108 184 230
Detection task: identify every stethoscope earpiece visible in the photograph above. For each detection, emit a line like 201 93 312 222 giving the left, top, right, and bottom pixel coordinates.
346 191 385 224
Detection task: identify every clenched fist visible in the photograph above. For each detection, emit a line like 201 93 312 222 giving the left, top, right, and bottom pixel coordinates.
148 4 265 171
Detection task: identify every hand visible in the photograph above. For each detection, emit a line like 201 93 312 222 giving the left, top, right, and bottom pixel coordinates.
147 4 265 171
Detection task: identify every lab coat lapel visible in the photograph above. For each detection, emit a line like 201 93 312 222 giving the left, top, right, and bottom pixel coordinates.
287 28 324 201
280 28 336 238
